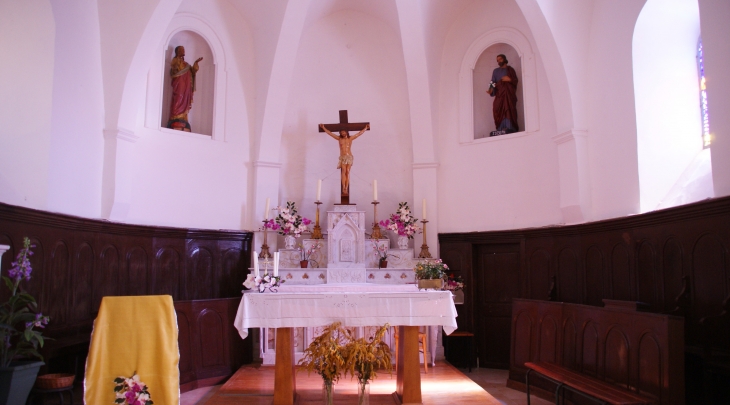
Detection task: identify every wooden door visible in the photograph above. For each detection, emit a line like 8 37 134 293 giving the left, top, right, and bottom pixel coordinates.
474 243 521 368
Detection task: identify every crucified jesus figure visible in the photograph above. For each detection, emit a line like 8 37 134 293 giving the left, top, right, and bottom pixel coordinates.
319 123 369 197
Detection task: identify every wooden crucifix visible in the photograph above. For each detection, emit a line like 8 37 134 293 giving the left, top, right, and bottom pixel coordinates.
318 110 370 205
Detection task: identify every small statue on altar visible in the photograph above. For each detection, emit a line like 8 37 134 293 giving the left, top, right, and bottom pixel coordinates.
167 46 203 132
319 123 369 197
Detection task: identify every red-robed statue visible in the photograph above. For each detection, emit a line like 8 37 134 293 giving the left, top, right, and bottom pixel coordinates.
487 54 519 136
167 46 203 132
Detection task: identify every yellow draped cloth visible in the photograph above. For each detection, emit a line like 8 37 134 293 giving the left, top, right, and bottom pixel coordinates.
84 295 180 405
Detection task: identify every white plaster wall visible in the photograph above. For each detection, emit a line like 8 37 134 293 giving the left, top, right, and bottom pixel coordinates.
281 10 414 234
46 0 105 218
585 0 645 220
634 0 703 212
0 1 55 210
123 0 253 230
437 1 562 232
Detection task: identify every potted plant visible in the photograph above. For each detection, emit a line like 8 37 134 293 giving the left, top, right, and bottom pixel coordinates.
0 238 49 404
274 201 311 249
298 241 322 268
413 259 449 290
298 322 349 405
379 202 421 249
342 324 392 405
370 241 394 268
445 274 466 304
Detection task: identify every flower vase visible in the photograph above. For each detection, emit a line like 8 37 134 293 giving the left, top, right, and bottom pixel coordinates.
284 234 296 249
300 260 309 268
322 380 335 405
397 235 409 249
379 259 388 268
357 381 370 405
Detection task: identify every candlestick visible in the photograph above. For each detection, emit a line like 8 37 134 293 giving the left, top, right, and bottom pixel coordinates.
259 219 272 259
253 251 260 277
273 252 279 277
312 201 324 239
264 197 270 220
316 179 322 201
370 201 383 239
418 219 432 258
422 198 427 220
373 180 378 201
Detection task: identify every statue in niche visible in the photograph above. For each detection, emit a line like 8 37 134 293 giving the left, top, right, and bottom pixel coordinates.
167 46 203 132
487 54 519 136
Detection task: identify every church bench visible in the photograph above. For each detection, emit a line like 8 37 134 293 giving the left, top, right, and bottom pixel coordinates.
525 362 655 405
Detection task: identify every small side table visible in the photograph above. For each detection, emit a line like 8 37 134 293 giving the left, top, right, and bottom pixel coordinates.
26 385 74 405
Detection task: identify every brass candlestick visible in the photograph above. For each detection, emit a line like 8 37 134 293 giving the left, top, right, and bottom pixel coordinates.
259 219 272 259
312 201 324 239
370 201 383 239
418 219 432 258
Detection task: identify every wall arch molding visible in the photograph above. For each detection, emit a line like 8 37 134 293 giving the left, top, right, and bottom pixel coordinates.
459 27 538 144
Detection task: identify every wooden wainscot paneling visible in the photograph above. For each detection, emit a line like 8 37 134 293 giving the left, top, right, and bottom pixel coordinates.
508 299 684 405
0 202 253 384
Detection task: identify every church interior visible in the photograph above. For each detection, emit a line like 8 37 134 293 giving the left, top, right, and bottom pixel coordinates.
1 0 729 404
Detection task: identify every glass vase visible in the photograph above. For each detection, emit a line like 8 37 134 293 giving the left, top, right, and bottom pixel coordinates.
357 380 370 405
284 234 296 249
397 235 409 249
322 379 334 405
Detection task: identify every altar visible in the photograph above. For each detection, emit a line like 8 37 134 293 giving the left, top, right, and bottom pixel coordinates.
234 287 458 405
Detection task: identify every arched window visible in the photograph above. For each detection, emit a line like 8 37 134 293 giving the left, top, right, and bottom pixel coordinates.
697 39 711 148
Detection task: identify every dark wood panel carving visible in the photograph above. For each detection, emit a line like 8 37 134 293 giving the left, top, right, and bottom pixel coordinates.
47 241 70 324
637 241 659 311
692 234 727 318
585 246 604 306
126 246 148 296
558 249 580 303
662 238 683 313
199 309 225 368
611 244 632 300
538 316 558 363
562 319 577 369
529 250 551 300
508 299 684 405
0 202 253 391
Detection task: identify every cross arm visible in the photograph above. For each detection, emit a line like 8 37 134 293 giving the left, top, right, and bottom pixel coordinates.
318 122 370 133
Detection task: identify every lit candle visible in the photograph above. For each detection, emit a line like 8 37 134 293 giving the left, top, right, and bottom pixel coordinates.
316 179 322 201
273 252 279 277
253 251 259 277
264 197 270 220
422 199 427 220
373 180 378 201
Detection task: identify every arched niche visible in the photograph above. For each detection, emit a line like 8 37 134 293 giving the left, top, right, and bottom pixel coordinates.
473 43 524 139
459 27 538 144
144 13 228 140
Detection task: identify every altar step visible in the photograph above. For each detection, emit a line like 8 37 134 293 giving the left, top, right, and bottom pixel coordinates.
200 361 503 404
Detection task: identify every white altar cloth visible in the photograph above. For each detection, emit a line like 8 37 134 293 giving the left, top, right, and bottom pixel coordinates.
234 290 458 340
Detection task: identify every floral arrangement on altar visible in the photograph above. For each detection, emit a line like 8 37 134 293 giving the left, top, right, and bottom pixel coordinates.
299 242 322 265
298 322 349 404
114 373 153 405
370 241 394 267
243 273 285 293
274 201 311 237
1 237 50 368
413 259 449 280
445 274 465 292
379 202 420 239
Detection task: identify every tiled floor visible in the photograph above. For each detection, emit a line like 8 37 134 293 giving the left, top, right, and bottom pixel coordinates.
179 364 551 405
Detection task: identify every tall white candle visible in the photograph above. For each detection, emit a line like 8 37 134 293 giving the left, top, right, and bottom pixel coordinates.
264 198 270 220
422 199 427 220
373 180 378 201
273 252 279 277
253 251 259 277
316 179 322 201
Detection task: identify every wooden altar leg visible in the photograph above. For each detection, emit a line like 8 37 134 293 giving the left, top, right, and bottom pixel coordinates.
273 327 296 405
395 325 423 404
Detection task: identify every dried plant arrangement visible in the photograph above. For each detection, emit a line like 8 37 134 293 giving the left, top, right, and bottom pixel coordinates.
343 324 393 404
297 322 350 403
